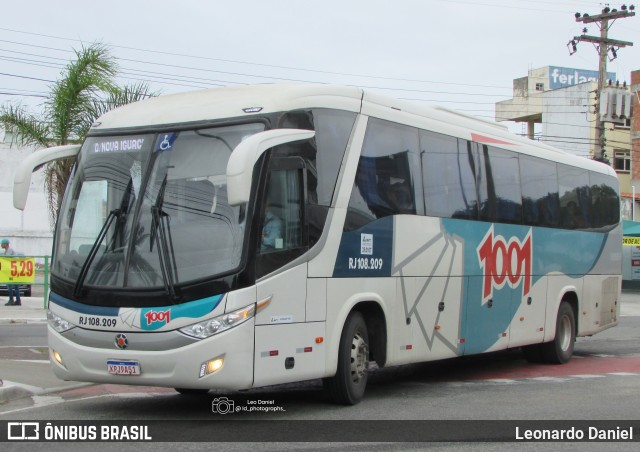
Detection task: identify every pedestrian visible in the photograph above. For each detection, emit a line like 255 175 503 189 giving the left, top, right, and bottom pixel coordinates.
1 238 21 306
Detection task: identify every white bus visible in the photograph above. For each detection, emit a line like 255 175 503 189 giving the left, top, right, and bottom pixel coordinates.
14 84 621 404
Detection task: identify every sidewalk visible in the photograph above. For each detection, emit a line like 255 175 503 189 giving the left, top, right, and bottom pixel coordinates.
0 295 47 324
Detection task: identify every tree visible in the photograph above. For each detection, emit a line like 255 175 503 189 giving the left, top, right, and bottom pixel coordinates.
0 43 157 226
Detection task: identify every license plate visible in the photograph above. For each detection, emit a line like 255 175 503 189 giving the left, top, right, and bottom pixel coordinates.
107 360 141 376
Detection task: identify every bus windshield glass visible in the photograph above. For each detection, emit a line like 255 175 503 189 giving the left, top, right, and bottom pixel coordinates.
53 123 265 290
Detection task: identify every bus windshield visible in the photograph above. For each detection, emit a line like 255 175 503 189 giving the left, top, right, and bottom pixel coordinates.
53 123 265 291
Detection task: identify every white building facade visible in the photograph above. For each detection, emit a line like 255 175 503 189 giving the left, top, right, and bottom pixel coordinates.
0 130 54 259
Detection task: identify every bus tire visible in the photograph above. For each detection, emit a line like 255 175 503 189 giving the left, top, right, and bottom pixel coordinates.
541 301 576 364
323 311 369 405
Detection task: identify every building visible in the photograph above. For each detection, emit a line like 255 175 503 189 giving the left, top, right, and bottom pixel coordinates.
0 129 53 259
496 66 634 219
631 70 640 210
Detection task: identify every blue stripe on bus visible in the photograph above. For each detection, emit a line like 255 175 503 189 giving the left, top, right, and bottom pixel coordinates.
49 291 225 331
139 295 223 331
49 292 120 316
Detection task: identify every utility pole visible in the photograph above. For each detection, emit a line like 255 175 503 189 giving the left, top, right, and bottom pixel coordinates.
568 5 635 162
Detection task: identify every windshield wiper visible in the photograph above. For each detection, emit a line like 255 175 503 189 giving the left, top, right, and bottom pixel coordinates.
108 179 133 251
73 179 134 298
149 174 179 300
73 208 121 298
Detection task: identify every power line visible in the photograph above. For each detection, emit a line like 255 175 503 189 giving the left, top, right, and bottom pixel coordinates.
569 5 636 160
0 41 516 97
0 72 54 83
0 27 512 90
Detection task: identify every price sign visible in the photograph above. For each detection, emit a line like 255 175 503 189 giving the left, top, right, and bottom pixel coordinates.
0 257 36 283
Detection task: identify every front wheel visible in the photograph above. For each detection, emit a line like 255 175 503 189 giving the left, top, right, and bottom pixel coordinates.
541 301 576 364
323 311 369 405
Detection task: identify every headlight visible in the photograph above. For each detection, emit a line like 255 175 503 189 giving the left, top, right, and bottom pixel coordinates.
179 303 255 339
47 310 76 333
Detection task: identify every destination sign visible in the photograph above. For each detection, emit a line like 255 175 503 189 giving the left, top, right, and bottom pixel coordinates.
93 137 147 153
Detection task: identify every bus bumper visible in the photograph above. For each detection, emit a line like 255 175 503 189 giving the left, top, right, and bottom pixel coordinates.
47 318 255 390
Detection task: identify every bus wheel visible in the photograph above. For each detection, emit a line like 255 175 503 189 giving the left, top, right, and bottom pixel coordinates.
174 388 209 396
541 301 576 364
323 311 369 405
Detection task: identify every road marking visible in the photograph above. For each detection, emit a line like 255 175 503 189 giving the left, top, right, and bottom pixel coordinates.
482 379 518 384
526 376 572 383
0 391 174 416
0 345 48 348
32 395 64 408
12 359 49 363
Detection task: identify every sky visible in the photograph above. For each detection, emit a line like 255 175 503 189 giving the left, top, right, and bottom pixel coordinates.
1 0 639 140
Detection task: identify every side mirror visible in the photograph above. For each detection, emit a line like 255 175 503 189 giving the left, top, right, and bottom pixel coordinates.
226 129 315 206
13 144 81 210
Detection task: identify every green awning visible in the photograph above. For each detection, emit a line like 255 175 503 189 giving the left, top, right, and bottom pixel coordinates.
623 220 640 237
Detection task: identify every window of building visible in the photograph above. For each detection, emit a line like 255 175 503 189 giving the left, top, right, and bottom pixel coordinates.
535 83 544 91
613 150 630 172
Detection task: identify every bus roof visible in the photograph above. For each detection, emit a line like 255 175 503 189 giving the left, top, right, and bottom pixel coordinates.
92 84 363 131
91 83 616 178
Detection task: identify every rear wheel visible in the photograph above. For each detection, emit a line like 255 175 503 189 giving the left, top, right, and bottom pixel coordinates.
541 301 576 364
324 311 369 405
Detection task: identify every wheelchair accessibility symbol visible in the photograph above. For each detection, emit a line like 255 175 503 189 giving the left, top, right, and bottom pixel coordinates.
156 133 177 152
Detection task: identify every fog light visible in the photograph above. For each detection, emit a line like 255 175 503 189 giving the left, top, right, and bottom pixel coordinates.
52 349 65 367
208 358 224 373
199 355 224 378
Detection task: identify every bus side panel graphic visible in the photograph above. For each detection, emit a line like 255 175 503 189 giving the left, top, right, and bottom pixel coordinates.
332 215 608 354
443 218 607 353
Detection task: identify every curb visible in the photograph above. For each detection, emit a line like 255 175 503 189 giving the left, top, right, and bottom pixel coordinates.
0 381 95 404
0 318 46 325
0 383 39 404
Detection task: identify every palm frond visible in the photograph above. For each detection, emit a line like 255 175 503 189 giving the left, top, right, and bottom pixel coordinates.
46 43 118 144
2 42 158 228
0 104 51 148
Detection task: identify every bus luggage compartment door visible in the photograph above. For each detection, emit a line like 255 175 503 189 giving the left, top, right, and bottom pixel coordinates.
253 322 326 387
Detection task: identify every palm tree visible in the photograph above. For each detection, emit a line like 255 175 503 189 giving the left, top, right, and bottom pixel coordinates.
1 43 157 226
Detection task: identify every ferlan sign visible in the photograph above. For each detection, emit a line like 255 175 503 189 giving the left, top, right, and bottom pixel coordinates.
549 66 616 90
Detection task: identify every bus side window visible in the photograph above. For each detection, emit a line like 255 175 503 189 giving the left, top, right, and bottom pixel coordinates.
558 164 590 230
421 131 477 219
345 118 421 231
256 159 307 278
261 172 286 252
